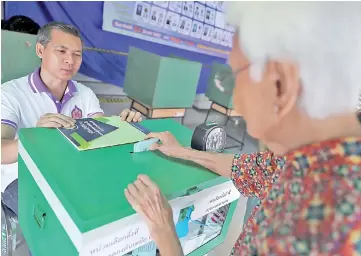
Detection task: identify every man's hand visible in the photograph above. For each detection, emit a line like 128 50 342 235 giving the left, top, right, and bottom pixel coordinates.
145 131 186 158
120 109 142 122
36 113 75 128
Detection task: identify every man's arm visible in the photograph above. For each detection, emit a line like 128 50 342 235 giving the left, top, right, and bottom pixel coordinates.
1 124 18 164
1 86 20 164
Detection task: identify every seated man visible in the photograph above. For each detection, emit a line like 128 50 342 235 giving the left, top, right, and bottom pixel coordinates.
1 21 142 215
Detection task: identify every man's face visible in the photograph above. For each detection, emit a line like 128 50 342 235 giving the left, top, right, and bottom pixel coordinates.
36 29 82 81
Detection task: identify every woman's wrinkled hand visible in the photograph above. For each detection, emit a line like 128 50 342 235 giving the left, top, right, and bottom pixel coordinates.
145 131 186 158
125 175 184 256
125 174 174 235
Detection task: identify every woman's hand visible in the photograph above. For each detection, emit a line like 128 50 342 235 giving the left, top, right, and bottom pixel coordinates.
125 174 173 233
145 131 187 158
125 175 184 256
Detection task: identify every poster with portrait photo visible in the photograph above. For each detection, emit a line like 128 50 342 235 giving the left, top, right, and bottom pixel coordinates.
153 1 169 9
182 1 194 18
211 28 222 44
201 24 213 42
103 1 232 59
169 1 182 13
186 1 195 18
150 6 166 27
205 1 217 9
190 20 203 39
215 11 225 29
134 2 144 20
149 6 158 25
205 7 216 26
220 30 230 47
172 13 181 31
164 11 180 32
178 16 186 34
182 16 192 35
133 2 151 22
164 11 174 30
156 8 166 27
194 2 205 22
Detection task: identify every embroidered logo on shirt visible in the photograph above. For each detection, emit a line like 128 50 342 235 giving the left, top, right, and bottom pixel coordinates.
71 105 83 119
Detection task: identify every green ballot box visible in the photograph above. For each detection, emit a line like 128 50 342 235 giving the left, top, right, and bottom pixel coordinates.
18 119 240 256
205 63 235 109
124 47 202 109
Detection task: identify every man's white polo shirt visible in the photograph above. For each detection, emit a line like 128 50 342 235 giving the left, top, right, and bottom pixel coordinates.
1 68 104 191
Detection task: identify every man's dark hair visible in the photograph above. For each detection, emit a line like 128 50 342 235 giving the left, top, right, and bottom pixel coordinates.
3 15 40 35
2 19 8 30
36 21 83 47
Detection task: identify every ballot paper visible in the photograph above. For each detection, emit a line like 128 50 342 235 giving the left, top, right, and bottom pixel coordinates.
58 116 146 151
133 138 160 153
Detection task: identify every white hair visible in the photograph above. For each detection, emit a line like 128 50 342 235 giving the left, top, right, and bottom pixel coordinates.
226 2 361 119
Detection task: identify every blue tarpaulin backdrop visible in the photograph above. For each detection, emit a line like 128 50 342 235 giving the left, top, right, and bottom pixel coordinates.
4 1 227 93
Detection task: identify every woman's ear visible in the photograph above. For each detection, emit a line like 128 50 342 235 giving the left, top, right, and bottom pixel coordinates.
35 43 44 59
273 61 301 118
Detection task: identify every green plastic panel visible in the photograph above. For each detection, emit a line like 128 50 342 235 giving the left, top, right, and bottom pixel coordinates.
18 156 78 256
1 31 40 84
19 150 238 256
124 47 201 108
205 63 235 109
19 119 225 233
123 47 161 107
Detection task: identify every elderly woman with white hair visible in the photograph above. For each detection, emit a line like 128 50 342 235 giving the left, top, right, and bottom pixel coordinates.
124 2 361 255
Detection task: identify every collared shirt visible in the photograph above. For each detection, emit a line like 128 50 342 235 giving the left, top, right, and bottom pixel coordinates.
1 68 104 191
231 137 361 255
